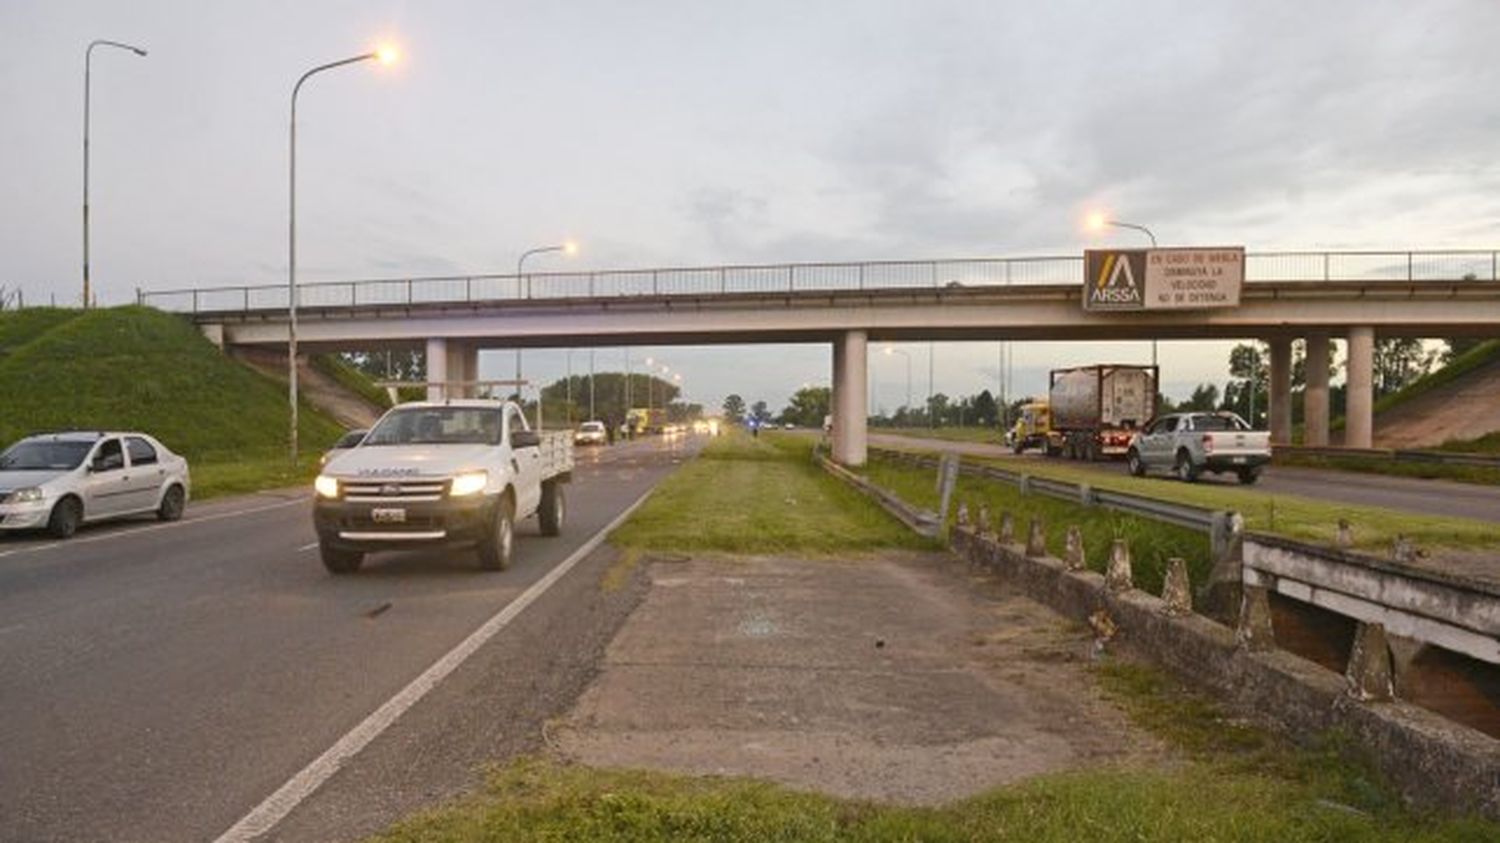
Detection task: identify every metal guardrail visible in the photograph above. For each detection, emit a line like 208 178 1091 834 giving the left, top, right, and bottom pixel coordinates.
1276 444 1500 470
869 447 1222 532
138 249 1500 314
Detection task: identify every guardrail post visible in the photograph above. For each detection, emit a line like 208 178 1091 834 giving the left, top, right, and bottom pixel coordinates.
136 287 143 306
1064 525 1086 571
1018 474 1031 497
243 287 250 311
720 267 727 294
407 279 414 304
1323 252 1330 281
1203 511 1244 623
1407 252 1414 281
652 270 659 296
999 511 1015 544
788 265 795 292
465 277 472 302
1236 584 1275 652
1078 483 1095 506
857 264 865 290
192 290 199 312
1025 517 1047 557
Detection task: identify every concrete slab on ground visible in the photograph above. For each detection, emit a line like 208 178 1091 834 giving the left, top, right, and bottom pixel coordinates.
557 551 1161 805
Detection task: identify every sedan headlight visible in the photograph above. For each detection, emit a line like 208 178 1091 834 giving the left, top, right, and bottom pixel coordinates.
10 487 43 504
314 475 340 499
449 470 488 497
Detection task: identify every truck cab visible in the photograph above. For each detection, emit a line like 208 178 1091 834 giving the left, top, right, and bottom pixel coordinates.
312 399 573 574
1009 402 1053 454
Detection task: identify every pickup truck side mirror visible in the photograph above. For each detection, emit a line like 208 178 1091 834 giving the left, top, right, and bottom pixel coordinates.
510 430 541 449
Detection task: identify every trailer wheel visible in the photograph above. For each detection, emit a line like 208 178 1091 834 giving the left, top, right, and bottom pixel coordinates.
538 480 565 537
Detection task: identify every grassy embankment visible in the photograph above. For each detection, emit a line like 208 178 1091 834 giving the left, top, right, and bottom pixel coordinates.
0 307 345 498
372 432 1495 842
872 435 1497 554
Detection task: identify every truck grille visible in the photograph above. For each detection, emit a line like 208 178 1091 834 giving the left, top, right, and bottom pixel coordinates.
342 479 446 503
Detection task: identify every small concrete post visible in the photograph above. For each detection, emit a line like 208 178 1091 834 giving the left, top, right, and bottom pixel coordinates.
1345 621 1395 702
1063 525 1086 571
1391 534 1416 564
976 504 992 536
1160 557 1192 616
955 502 970 528
1105 539 1133 591
999 511 1015 544
1336 519 1354 550
1025 517 1047 557
1236 585 1275 652
1078 483 1094 506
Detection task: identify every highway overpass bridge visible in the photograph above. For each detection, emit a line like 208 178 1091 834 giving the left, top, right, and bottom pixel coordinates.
144 250 1500 466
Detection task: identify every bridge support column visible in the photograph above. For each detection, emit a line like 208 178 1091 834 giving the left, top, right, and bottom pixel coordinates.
445 342 478 398
831 330 868 467
1268 337 1293 444
1345 327 1375 448
425 337 448 401
1304 333 1331 447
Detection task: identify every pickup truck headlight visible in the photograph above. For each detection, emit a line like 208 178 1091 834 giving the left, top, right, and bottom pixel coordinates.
314 475 340 499
9 487 43 504
449 470 488 497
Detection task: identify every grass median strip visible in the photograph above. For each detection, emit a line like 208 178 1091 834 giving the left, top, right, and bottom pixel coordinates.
609 432 935 556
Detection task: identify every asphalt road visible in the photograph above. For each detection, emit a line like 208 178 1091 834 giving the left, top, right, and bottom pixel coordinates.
868 433 1500 524
0 435 698 843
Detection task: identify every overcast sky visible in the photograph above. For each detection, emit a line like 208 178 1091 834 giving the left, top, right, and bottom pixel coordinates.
4 1 1498 415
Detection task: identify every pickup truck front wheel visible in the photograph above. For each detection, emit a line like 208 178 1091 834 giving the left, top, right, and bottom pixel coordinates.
538 480 565 537
478 496 515 571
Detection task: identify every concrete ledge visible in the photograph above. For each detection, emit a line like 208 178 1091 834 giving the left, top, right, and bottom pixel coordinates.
950 524 1500 819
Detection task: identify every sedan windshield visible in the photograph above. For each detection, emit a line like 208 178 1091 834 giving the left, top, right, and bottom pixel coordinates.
0 440 93 471
363 407 502 446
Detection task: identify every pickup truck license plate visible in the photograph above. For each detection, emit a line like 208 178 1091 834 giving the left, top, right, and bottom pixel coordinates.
1232 456 1246 464
371 507 407 524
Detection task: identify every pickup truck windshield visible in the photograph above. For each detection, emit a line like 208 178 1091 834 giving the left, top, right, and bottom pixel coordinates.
0 440 93 471
363 407 503 446
1193 414 1250 431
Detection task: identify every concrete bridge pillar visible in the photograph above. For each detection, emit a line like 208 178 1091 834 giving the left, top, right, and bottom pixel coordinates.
1303 333 1331 447
831 330 868 466
1268 337 1293 444
1345 326 1376 448
425 337 448 401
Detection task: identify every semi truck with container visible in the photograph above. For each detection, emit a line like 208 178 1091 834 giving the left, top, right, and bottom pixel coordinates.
1045 364 1158 461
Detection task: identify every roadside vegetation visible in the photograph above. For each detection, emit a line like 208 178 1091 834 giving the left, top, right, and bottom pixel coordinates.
877 425 1003 445
610 431 934 556
0 306 344 498
371 664 1495 842
1274 450 1500 486
870 440 1497 554
312 353 394 410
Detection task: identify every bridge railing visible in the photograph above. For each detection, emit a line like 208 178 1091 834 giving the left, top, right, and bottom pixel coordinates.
139 249 1500 314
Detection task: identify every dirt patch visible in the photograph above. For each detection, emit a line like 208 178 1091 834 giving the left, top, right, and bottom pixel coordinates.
232 348 382 429
1371 356 1500 449
555 551 1164 805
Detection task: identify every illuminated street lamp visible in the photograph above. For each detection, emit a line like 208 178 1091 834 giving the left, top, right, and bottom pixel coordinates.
513 240 578 388
83 39 148 310
288 43 400 463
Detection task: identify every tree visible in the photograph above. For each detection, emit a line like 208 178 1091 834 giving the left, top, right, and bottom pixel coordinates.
1372 338 1435 398
750 400 771 424
971 390 998 427
1180 383 1220 412
339 349 425 382
721 393 746 423
779 386 830 428
926 393 950 426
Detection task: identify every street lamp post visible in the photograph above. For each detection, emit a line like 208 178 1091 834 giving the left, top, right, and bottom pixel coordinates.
513 241 578 389
882 346 912 421
84 39 147 310
288 45 398 464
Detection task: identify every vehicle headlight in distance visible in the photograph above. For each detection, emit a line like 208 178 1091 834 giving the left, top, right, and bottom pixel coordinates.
449 470 488 497
314 475 340 499
10 487 43 503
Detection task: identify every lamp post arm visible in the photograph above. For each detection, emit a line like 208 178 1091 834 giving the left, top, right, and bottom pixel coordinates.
1108 220 1158 247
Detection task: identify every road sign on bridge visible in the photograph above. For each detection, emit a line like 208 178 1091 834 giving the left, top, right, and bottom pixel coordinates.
1085 246 1244 311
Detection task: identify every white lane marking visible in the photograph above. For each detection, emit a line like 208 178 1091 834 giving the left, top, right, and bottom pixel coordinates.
297 542 320 552
0 498 307 560
213 486 658 843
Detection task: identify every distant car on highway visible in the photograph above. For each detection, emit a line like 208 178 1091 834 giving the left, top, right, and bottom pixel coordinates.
320 429 367 467
1126 411 1270 484
573 420 608 446
0 431 190 538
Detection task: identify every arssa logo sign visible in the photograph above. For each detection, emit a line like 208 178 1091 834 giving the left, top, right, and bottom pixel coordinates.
1084 249 1146 311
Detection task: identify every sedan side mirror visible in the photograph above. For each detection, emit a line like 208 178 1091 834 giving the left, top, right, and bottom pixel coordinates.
510 430 541 449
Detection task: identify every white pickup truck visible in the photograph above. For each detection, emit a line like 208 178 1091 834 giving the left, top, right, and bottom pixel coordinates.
313 399 573 574
1126 411 1270 484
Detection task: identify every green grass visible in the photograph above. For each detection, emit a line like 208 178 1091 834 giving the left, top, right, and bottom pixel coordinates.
312 353 394 411
865 453 1207 595
1275 451 1500 487
370 666 1497 843
1440 431 1500 455
0 306 345 499
871 442 1499 554
879 425 1005 445
609 432 935 556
